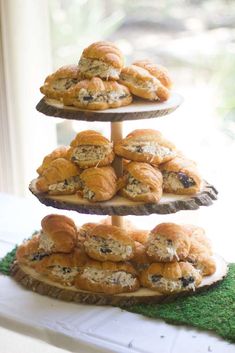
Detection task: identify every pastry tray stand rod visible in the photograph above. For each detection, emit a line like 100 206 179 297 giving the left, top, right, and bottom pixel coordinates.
111 121 124 228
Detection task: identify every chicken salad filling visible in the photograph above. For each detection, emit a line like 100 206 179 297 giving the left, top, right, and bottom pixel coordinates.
48 175 81 193
53 78 78 91
148 274 196 291
147 235 179 261
71 145 111 163
124 174 150 197
85 236 133 258
82 268 136 287
126 142 173 158
79 57 120 79
162 171 196 190
77 88 129 105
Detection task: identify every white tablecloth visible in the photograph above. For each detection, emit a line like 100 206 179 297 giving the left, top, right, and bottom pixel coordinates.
0 192 235 353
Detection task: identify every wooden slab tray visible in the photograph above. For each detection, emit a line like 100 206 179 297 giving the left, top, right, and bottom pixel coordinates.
10 255 228 307
29 181 218 216
36 92 183 122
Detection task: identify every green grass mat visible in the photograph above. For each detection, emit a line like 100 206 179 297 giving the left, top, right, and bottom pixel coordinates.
1 248 234 342
0 246 17 275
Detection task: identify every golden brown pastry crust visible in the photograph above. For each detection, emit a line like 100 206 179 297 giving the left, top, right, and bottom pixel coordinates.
115 129 176 165
146 223 191 262
35 158 80 194
127 229 149 244
63 78 132 110
37 146 69 175
78 41 124 80
118 162 163 202
34 248 88 286
84 224 135 262
16 235 44 267
187 238 216 276
131 241 152 272
160 156 202 195
40 65 80 100
40 214 77 253
82 41 124 68
184 224 212 254
140 261 202 293
133 59 172 89
119 65 169 101
68 130 115 169
79 166 117 202
75 260 139 294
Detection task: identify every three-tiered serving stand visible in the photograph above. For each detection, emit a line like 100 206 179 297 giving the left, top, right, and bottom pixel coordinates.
11 93 228 306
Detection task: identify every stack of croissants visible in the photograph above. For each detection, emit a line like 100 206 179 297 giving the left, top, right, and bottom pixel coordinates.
31 129 202 203
40 40 172 110
16 214 216 295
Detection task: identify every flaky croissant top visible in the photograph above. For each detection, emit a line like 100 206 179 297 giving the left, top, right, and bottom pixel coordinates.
81 41 124 69
70 130 112 147
35 158 80 193
123 162 163 190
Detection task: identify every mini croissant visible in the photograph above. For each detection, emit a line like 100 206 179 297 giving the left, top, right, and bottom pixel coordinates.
140 261 202 294
40 65 80 100
160 155 202 195
79 166 117 202
37 146 69 175
118 162 163 202
40 214 77 254
133 59 173 89
115 129 176 165
35 158 81 194
68 130 115 169
78 41 124 80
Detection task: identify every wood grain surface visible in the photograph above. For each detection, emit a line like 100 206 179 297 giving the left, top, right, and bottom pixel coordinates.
36 93 183 122
29 181 218 216
10 255 227 307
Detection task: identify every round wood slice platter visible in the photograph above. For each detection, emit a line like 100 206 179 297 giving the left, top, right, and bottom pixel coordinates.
10 255 228 307
36 92 183 122
29 181 218 216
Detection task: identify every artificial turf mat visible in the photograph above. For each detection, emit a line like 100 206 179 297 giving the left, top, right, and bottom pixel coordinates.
1 248 234 343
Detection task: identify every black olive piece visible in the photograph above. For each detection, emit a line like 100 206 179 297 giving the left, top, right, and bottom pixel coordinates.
178 172 196 188
100 247 112 254
62 267 71 273
136 146 143 153
64 179 68 186
180 276 195 287
32 253 48 261
83 96 93 101
151 275 162 283
167 239 173 245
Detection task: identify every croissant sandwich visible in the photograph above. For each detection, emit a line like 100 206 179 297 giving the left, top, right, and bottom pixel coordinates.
84 224 135 262
160 155 202 195
79 166 117 202
78 41 124 80
115 129 176 165
140 261 202 294
75 260 139 294
40 65 80 100
68 130 114 169
146 223 191 262
119 65 169 101
34 158 81 195
63 78 132 110
118 162 163 202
